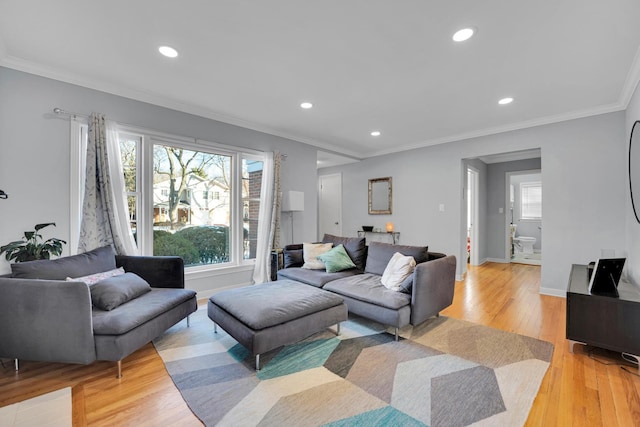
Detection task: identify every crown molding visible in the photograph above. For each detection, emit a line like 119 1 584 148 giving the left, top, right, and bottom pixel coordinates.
620 44 640 108
0 55 364 159
367 102 627 158
2 47 638 162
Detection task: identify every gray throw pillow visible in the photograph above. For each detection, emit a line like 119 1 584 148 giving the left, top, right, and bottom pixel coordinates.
284 248 304 268
11 245 116 280
364 242 428 276
90 272 151 311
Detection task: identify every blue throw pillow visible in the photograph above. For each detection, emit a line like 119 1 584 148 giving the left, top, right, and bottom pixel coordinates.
317 244 357 273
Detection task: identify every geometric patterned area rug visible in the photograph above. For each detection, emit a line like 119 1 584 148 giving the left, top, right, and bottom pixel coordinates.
153 308 553 427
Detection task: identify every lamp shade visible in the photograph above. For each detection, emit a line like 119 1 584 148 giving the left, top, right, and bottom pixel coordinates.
282 190 305 212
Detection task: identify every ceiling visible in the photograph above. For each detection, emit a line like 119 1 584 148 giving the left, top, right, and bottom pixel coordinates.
2 1 640 162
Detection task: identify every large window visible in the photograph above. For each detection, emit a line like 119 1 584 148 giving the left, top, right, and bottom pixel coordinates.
71 118 265 268
520 182 542 220
130 137 264 268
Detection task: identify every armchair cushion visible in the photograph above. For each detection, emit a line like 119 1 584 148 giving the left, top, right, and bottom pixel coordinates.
11 245 116 280
90 272 152 311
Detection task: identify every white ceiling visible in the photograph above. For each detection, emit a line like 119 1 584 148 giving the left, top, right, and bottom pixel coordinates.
2 1 640 161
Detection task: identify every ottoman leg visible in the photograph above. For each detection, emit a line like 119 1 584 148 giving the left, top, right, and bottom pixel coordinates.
336 323 341 336
214 323 217 333
256 354 261 371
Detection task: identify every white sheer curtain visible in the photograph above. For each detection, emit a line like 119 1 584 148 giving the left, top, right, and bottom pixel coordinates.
252 152 281 283
78 113 138 255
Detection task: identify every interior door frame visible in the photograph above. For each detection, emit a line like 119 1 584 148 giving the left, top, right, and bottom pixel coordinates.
505 169 542 263
467 166 480 265
318 173 343 239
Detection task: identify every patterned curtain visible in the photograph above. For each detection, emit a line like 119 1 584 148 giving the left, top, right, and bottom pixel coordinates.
78 113 138 255
252 152 280 283
270 152 282 251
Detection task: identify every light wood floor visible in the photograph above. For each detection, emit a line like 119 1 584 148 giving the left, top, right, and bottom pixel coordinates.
1 262 639 426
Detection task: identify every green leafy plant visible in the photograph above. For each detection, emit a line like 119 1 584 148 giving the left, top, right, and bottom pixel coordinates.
0 223 66 262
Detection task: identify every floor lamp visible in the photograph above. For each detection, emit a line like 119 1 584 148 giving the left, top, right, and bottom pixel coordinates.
282 190 304 244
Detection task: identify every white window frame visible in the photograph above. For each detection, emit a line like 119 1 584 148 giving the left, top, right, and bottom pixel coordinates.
71 121 265 272
70 119 88 255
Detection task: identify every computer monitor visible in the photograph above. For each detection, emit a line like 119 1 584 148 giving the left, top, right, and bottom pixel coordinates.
588 258 626 297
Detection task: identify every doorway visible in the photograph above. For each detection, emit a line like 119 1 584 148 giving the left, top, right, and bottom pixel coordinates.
506 170 542 265
318 173 343 239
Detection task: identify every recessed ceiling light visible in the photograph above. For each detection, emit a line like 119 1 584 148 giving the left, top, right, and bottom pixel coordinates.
452 28 475 42
498 97 514 105
158 46 178 58
371 131 381 137
300 102 313 109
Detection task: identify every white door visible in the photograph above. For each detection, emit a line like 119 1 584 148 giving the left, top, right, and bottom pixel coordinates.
318 173 342 239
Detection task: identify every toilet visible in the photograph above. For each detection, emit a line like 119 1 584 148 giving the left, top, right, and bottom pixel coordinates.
513 236 536 254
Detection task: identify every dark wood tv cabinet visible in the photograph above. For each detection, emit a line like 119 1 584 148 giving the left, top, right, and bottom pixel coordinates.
566 264 640 371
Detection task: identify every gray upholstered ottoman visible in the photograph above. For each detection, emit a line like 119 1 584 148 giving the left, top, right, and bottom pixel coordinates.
208 279 347 369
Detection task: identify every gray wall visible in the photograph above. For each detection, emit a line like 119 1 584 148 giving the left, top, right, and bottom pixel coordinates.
486 159 542 260
0 67 319 295
321 112 627 296
626 82 640 287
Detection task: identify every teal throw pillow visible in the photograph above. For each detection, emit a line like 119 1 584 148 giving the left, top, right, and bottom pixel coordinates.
317 244 357 273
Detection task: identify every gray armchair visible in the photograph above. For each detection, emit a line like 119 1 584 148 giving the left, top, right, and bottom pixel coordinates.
0 248 197 377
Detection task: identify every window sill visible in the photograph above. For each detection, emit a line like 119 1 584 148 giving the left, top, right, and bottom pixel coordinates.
185 263 254 280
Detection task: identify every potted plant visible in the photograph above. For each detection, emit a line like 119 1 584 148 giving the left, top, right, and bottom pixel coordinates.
0 223 66 262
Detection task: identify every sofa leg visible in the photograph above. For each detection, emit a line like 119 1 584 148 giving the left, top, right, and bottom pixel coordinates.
187 315 191 328
116 361 122 379
14 359 18 371
336 322 341 336
255 354 261 371
214 323 218 333
394 328 399 341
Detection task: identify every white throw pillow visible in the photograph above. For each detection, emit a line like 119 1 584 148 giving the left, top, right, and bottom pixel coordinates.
302 242 333 270
66 267 125 286
381 252 416 291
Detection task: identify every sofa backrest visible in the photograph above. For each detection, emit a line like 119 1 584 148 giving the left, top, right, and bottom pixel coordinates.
364 242 428 276
11 245 116 280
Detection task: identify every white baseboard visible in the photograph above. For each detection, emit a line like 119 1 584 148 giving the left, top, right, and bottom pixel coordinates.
539 287 566 298
486 257 510 264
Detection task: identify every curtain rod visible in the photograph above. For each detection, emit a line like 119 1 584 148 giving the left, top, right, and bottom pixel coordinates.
53 107 288 159
53 107 87 119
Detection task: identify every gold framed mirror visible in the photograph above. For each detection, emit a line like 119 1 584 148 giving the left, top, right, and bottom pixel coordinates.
368 177 392 215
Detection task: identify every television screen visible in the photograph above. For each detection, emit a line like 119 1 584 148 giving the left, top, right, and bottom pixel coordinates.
588 258 626 297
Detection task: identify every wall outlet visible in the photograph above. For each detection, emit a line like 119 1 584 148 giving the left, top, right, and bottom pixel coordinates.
499 207 504 214
439 204 445 212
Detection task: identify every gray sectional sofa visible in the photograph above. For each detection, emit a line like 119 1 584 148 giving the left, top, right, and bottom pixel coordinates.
0 246 197 377
277 235 457 339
